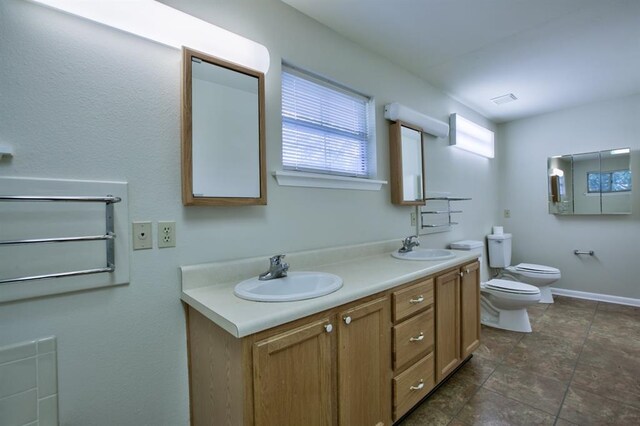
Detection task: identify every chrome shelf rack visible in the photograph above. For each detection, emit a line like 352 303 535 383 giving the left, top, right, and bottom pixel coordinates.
421 197 471 229
0 195 121 284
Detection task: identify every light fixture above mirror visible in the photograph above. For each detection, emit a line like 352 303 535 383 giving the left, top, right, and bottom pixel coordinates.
27 0 270 73
449 114 495 158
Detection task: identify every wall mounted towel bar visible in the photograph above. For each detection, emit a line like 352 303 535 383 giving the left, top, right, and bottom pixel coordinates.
420 197 471 231
0 195 121 284
574 250 595 256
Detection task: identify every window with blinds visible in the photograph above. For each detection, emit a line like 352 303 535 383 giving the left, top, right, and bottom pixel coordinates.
281 65 374 178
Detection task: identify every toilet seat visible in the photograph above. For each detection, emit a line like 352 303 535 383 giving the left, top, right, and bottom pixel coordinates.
506 264 561 280
484 279 539 295
514 263 560 274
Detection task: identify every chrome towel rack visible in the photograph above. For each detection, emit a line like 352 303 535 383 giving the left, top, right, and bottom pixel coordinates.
574 250 595 256
421 197 471 229
0 195 121 284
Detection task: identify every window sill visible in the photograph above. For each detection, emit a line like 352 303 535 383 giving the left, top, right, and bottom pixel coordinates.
272 170 387 191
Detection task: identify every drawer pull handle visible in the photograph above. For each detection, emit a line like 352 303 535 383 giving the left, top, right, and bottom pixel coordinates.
324 324 333 333
409 332 424 342
409 295 424 304
410 380 424 391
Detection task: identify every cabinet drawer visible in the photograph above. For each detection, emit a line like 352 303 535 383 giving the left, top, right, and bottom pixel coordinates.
393 352 435 420
393 278 434 322
393 307 434 370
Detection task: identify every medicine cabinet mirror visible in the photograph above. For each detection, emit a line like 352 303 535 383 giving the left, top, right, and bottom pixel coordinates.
182 47 266 206
389 121 425 205
548 148 631 215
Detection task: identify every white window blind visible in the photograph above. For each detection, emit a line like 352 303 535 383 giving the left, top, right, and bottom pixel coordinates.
282 65 372 178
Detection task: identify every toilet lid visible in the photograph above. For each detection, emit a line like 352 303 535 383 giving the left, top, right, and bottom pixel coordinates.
515 263 560 274
485 279 540 294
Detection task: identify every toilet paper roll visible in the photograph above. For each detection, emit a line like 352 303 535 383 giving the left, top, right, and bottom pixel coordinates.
493 226 504 235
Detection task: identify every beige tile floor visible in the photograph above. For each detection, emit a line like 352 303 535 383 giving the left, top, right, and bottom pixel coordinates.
398 296 640 425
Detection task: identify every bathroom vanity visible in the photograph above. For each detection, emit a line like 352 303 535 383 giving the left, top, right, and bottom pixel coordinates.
181 241 480 425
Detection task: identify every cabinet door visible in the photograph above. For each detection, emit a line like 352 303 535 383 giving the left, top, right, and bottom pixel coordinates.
435 269 461 382
460 261 481 358
253 318 334 426
338 297 391 426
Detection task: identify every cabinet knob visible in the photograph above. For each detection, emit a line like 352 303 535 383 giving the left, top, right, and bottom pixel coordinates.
409 332 424 342
459 272 464 277
343 316 352 325
324 324 333 333
466 268 470 274
409 295 424 304
410 380 425 391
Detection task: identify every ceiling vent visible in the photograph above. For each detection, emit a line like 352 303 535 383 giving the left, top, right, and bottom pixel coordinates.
491 93 518 105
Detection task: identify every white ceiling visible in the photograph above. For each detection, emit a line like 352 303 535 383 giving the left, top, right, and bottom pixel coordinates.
281 0 640 123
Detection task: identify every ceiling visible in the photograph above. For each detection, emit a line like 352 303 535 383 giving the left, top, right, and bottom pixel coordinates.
281 0 640 123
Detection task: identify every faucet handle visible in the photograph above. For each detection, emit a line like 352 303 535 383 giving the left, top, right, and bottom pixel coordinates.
269 254 285 266
403 235 419 246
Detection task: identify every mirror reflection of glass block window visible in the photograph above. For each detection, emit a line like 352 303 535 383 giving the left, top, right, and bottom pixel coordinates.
587 170 632 193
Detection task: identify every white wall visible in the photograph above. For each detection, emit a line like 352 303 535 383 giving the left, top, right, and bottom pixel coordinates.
0 0 498 424
498 93 640 299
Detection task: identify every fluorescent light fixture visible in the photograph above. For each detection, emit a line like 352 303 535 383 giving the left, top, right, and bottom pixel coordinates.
384 103 449 138
28 0 270 73
449 113 495 158
551 155 562 159
610 148 630 155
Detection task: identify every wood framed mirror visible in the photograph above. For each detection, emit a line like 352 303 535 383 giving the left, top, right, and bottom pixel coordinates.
389 121 425 205
182 47 266 206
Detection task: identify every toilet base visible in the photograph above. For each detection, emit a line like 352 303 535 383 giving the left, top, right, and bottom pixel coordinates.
538 286 554 303
480 297 533 333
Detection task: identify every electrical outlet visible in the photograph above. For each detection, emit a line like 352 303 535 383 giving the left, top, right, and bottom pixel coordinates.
132 222 152 250
504 209 511 218
410 212 417 227
158 221 176 248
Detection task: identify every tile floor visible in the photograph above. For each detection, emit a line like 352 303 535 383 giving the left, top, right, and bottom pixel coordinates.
399 296 640 425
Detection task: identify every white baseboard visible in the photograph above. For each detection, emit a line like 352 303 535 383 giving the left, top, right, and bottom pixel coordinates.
550 287 640 307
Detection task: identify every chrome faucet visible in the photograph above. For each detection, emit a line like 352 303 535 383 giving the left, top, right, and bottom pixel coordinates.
259 254 290 281
398 235 420 253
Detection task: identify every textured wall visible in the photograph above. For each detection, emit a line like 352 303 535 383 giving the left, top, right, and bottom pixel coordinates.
0 0 498 424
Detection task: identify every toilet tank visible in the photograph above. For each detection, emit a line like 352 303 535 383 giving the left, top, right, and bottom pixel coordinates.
487 233 512 268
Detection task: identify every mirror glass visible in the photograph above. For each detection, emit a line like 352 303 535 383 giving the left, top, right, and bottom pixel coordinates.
548 154 573 214
389 121 425 205
401 125 424 202
600 149 632 214
548 148 631 215
182 47 266 206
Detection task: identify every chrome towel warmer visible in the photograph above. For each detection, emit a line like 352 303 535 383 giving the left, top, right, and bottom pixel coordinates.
0 195 121 284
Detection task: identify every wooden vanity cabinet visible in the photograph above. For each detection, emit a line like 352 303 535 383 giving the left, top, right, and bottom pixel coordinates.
337 297 391 426
186 259 481 426
186 294 391 426
253 318 335 426
391 278 435 421
435 260 481 382
460 261 481 358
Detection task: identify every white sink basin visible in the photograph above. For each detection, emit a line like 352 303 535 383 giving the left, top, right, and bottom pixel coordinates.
234 271 343 302
391 248 456 261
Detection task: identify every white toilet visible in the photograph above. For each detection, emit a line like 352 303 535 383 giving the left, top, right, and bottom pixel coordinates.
487 234 561 303
451 240 541 333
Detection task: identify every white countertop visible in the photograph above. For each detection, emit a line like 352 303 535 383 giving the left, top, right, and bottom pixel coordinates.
180 240 479 338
